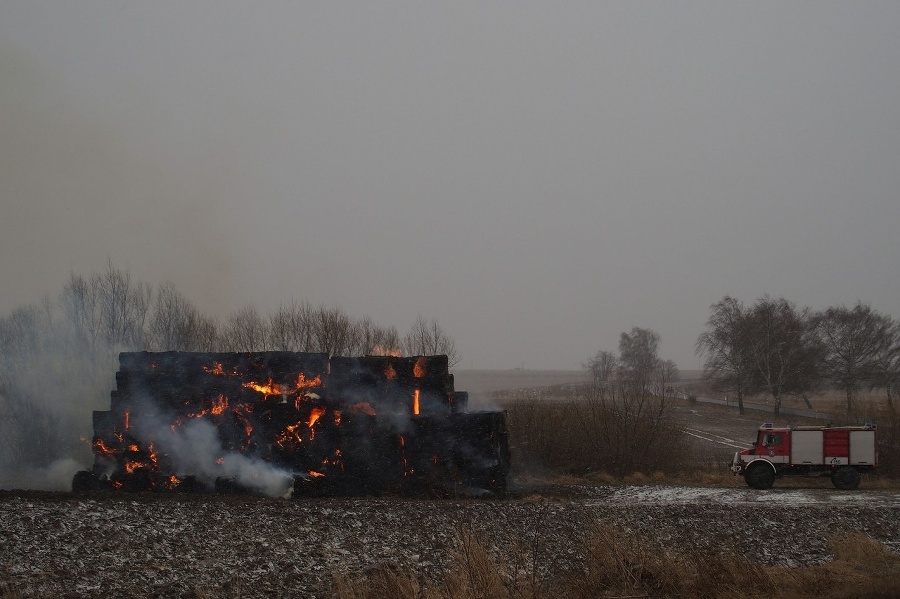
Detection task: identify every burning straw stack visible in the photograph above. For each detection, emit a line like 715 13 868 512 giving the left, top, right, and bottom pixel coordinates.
73 352 509 497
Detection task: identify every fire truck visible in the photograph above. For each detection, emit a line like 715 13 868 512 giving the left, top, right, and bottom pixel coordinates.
731 423 877 490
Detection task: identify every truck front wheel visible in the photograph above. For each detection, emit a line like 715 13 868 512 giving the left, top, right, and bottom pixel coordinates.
831 467 861 490
745 463 775 490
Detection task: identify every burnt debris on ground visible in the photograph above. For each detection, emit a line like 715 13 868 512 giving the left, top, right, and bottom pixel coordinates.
72 352 510 497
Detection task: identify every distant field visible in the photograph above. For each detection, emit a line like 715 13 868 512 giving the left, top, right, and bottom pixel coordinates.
453 368 702 395
452 369 587 396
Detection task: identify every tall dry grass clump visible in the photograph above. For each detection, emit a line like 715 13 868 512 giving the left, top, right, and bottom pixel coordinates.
568 521 775 599
502 381 692 480
766 532 900 599
333 565 424 599
336 525 900 599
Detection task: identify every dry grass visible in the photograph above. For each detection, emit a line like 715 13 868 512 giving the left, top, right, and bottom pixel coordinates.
1 567 20 599
501 395 694 480
336 526 900 599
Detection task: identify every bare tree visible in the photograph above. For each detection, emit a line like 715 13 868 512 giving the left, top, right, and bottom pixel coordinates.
584 350 618 391
312 305 353 356
347 316 401 356
60 273 102 356
95 261 151 348
574 329 685 477
577 360 681 477
815 303 895 414
222 305 269 352
747 297 820 416
0 305 44 374
191 315 221 352
655 359 680 393
617 327 660 391
372 324 402 356
348 315 377 356
696 297 758 414
147 282 218 351
403 316 460 367
268 300 314 352
872 320 900 410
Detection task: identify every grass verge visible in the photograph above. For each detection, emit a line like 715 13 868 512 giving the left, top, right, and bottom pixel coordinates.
335 526 900 599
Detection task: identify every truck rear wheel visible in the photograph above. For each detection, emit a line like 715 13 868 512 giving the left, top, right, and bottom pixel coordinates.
745 463 775 490
831 467 861 490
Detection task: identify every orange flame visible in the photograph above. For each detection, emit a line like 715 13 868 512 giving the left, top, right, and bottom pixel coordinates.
124 411 131 430
203 362 225 375
210 394 229 415
385 364 397 379
244 373 323 399
321 449 344 470
147 443 159 470
308 471 325 478
234 411 253 439
276 421 305 447
295 373 323 389
413 357 426 378
128 444 139 452
373 344 402 357
93 438 118 456
308 407 326 428
242 378 285 397
413 389 420 415
187 395 228 419
124 460 143 474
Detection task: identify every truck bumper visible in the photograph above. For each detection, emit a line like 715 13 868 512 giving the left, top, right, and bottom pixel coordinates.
731 451 744 475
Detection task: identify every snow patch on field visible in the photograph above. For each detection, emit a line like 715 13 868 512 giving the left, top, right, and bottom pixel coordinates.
2 487 898 597
600 485 900 507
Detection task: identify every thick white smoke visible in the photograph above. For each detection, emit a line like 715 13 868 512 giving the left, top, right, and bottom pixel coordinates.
0 458 84 492
130 402 294 498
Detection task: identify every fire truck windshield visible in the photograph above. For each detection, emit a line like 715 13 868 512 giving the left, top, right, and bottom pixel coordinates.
762 433 783 447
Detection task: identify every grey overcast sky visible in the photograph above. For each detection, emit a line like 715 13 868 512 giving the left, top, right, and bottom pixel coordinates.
1 2 898 370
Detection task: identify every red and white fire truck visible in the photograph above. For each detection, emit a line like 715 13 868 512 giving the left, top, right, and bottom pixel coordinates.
731 423 877 490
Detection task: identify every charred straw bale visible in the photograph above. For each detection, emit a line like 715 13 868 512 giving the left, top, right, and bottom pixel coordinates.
74 351 509 497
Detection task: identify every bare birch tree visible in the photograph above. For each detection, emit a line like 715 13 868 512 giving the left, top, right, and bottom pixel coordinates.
746 297 820 416
814 303 895 414
696 296 758 414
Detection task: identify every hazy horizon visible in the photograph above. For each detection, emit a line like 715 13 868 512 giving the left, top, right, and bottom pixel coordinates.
2 3 898 370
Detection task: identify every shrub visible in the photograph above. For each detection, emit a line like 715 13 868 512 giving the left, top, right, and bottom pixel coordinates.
502 383 692 480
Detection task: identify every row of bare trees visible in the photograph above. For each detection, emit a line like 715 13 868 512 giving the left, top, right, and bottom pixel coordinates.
1 263 459 363
576 328 687 476
696 296 899 415
0 263 459 480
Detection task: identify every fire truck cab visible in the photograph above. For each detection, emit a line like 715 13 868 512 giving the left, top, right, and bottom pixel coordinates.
731 422 877 490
